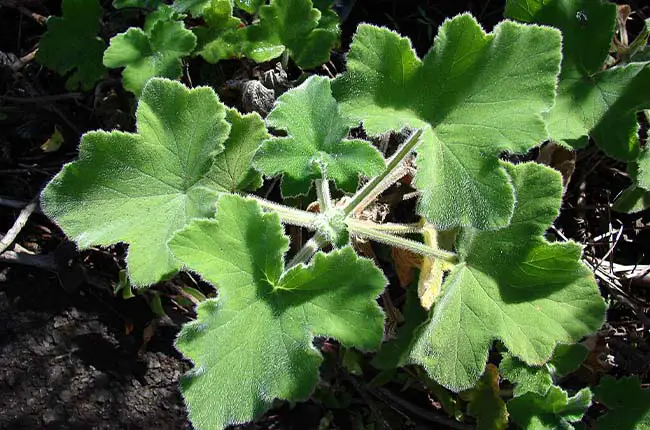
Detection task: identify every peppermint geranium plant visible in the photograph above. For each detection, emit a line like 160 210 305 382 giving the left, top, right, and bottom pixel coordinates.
37 6 622 430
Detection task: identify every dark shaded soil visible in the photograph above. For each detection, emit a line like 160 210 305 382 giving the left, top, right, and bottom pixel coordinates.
0 267 191 429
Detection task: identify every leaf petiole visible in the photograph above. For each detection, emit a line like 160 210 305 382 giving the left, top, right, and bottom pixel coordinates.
343 129 423 217
315 178 333 212
350 220 423 235
247 194 318 229
346 218 458 264
286 232 329 268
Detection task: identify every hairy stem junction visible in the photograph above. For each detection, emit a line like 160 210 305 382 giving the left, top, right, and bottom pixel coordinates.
249 129 458 267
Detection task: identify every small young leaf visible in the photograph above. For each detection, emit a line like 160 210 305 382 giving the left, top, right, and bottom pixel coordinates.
332 16 562 230
174 0 211 16
500 354 553 397
501 343 588 398
254 75 385 196
593 375 650 429
243 0 340 69
179 0 263 16
143 4 185 32
200 108 268 192
201 0 241 28
195 27 245 63
41 78 231 286
36 0 106 90
169 194 386 430
549 343 588 377
103 18 196 95
508 386 592 430
408 162 606 391
234 0 265 14
464 364 508 430
193 0 245 63
505 0 650 161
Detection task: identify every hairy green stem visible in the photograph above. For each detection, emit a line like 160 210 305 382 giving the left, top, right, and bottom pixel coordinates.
346 219 458 264
347 219 423 235
351 165 410 216
287 233 329 269
247 195 317 229
315 179 332 212
343 129 423 217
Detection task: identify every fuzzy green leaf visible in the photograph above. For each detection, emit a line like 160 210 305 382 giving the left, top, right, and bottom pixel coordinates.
174 0 211 16
612 185 650 213
549 343 588 377
200 108 268 192
143 4 185 32
506 0 650 161
103 19 196 96
613 158 650 213
193 0 245 63
408 162 606 391
234 0 265 13
593 376 650 430
169 194 386 430
509 386 592 430
332 16 561 230
40 78 231 286
244 0 340 69
177 0 263 16
202 0 240 28
500 354 553 397
501 343 588 399
195 27 244 63
255 75 385 196
36 0 106 90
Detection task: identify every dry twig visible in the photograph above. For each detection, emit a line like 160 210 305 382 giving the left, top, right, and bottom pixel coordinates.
0 197 38 254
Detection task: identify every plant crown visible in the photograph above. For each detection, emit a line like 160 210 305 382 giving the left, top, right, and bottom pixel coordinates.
36 0 650 428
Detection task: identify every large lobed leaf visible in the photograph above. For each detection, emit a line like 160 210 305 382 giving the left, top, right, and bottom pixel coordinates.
506 0 650 161
408 162 606 391
254 75 385 196
36 0 106 90
332 15 562 230
169 194 386 430
41 78 265 286
103 12 196 95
